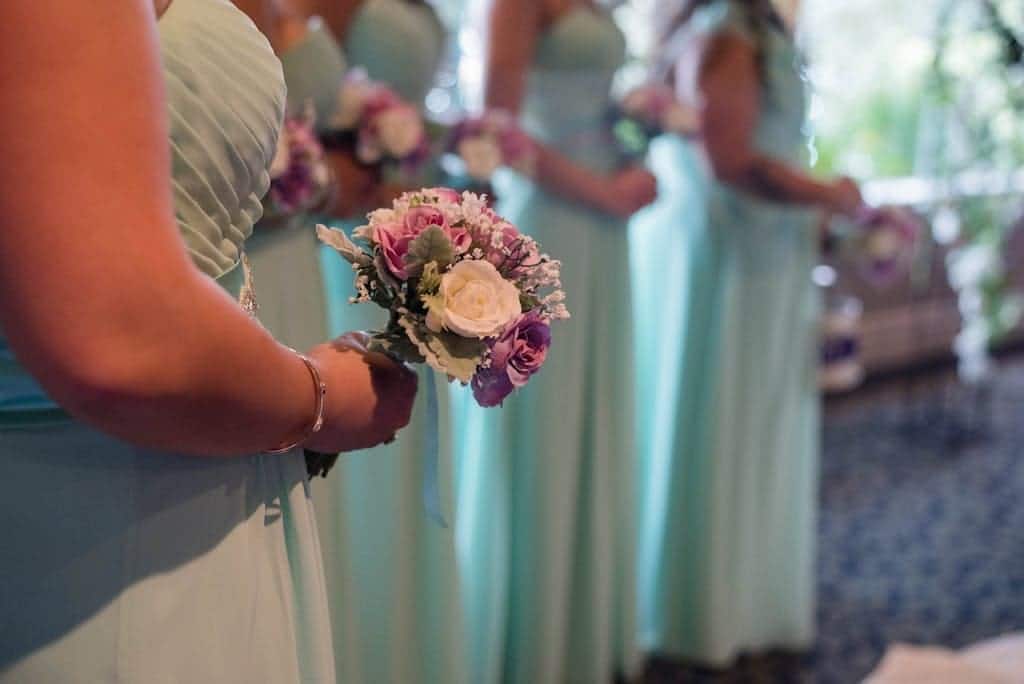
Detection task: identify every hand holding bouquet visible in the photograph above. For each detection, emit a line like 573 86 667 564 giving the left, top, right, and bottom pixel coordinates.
317 188 568 407
326 69 429 172
445 110 537 184
612 83 699 158
849 206 922 286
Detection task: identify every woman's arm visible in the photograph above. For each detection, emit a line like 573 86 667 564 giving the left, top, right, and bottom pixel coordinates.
695 33 861 215
314 0 365 43
0 0 414 456
484 0 656 218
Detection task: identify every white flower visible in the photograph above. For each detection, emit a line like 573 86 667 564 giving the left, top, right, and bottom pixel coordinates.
376 106 424 158
426 260 522 338
458 136 503 181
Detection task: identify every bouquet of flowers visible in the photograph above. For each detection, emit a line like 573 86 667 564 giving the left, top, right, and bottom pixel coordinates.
326 69 429 171
611 83 699 157
266 104 330 216
317 187 568 407
444 110 536 184
847 206 922 286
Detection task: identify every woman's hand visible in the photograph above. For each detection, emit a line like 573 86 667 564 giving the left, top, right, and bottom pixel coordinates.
304 332 418 453
824 176 864 218
597 166 659 219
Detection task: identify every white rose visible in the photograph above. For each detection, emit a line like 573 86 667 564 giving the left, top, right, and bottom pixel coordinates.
459 136 503 181
332 83 366 130
426 260 522 338
376 106 424 158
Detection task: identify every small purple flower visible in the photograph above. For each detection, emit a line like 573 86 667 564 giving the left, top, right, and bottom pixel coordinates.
268 115 327 214
471 311 551 407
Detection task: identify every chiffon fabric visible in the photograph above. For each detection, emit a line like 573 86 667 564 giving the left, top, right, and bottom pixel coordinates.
635 0 821 666
245 19 346 352
311 2 469 682
456 8 641 683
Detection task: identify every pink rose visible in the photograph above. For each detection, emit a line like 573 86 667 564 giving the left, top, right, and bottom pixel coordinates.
405 200 471 254
374 222 416 280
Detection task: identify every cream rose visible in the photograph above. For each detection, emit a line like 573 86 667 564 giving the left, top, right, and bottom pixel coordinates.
458 136 502 181
377 106 424 158
426 260 522 338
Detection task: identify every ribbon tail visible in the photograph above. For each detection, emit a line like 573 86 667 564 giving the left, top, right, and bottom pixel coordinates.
422 371 447 527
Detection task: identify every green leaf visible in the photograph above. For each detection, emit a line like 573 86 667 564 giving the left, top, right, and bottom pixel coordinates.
417 261 443 296
405 226 455 276
316 224 372 267
369 331 426 365
424 331 485 383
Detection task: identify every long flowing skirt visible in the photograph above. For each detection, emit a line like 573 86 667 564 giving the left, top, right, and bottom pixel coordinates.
312 229 469 684
457 182 639 684
0 422 334 683
636 137 820 665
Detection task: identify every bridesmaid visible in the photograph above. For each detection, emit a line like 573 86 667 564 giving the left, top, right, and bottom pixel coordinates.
0 0 415 680
301 2 468 683
457 1 657 682
239 0 347 351
636 0 862 666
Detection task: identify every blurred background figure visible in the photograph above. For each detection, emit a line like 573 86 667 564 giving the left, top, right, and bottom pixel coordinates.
456 1 656 683
634 0 861 668
297 2 471 684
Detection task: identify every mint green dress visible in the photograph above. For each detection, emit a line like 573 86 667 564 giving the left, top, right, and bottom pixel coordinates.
246 19 346 351
456 9 640 683
310 3 466 683
635 1 820 666
0 1 334 680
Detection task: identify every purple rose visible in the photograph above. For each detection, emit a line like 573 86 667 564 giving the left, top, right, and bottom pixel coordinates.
471 311 551 407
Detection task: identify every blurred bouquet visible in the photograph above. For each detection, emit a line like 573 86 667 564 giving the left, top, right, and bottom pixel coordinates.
317 187 568 407
444 110 537 184
819 293 864 393
611 83 699 157
266 104 330 216
831 206 922 287
326 69 429 171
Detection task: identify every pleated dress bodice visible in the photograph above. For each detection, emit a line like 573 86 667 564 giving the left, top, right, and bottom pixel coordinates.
519 6 626 174
0 0 283 420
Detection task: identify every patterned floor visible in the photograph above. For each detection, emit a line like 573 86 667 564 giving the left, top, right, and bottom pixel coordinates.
642 360 1024 683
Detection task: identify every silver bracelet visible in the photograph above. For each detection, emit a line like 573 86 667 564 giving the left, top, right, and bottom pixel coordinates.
266 350 327 454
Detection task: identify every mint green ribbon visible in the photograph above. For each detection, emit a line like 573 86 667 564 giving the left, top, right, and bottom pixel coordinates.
422 371 447 527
